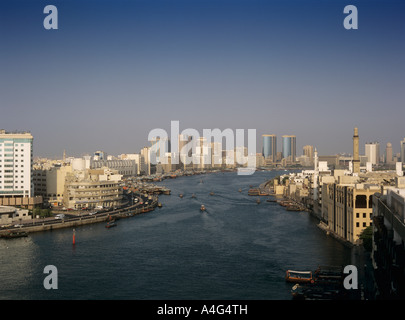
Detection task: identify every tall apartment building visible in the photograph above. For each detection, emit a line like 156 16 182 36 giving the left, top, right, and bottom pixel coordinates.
282 135 296 163
401 138 405 164
303 145 314 165
150 137 170 164
386 142 394 165
0 130 34 200
365 142 380 165
262 134 277 163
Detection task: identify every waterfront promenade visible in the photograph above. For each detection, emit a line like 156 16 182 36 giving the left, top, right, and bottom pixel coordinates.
0 194 159 236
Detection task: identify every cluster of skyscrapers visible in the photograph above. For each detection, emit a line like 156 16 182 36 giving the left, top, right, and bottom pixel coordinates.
1 127 405 211
262 134 405 169
262 134 297 165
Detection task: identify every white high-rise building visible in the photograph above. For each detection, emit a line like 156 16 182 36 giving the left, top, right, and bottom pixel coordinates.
0 130 33 198
401 138 405 164
365 142 380 165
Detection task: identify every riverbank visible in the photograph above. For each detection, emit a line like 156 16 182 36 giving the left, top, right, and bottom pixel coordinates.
0 196 159 236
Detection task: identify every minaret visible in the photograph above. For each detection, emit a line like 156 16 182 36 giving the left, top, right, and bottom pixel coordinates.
353 127 360 174
313 148 319 202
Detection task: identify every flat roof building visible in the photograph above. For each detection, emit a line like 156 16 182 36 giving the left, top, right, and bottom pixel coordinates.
0 130 41 208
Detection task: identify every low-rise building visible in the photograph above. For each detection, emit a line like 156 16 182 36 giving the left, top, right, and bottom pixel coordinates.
322 182 379 244
63 168 123 210
0 205 31 225
33 164 72 207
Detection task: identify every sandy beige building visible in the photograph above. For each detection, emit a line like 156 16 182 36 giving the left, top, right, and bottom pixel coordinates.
33 165 72 207
63 168 123 210
323 182 379 243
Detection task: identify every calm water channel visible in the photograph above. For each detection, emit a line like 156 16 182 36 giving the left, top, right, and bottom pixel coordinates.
0 171 352 300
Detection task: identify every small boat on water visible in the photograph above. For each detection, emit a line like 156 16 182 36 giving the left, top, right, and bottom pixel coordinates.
286 204 304 211
0 231 28 239
285 270 313 283
179 194 183 198
157 202 162 208
279 200 294 207
248 188 259 196
200 205 206 212
238 188 242 192
256 198 261 204
209 191 214 196
191 194 196 198
105 221 117 228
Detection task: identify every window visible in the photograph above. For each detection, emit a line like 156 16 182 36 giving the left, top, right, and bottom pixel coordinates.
356 222 359 227
363 213 366 218
355 195 367 208
356 212 359 218
363 222 366 227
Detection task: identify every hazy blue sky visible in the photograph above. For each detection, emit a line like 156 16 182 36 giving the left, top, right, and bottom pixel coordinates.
1 0 404 158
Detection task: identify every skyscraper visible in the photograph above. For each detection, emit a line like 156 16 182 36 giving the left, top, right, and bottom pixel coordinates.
352 127 360 174
282 135 296 163
262 134 277 162
401 138 405 164
385 142 394 165
365 142 380 165
0 130 33 198
150 137 170 164
303 145 314 165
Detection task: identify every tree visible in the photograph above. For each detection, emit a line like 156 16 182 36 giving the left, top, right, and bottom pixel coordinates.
359 226 373 252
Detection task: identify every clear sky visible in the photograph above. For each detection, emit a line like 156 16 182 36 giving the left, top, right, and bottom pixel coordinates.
1 0 404 158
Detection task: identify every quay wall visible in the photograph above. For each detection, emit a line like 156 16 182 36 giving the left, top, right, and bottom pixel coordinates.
0 201 158 236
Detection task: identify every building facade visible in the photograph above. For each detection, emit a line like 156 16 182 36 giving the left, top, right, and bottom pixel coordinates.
282 135 296 163
303 145 314 166
372 185 405 298
323 182 378 243
262 134 277 163
365 142 380 165
91 159 138 177
63 168 123 210
401 138 405 164
33 165 72 207
0 130 33 198
386 142 394 165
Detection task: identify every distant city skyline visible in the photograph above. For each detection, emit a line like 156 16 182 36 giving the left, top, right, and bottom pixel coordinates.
2 0 404 158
